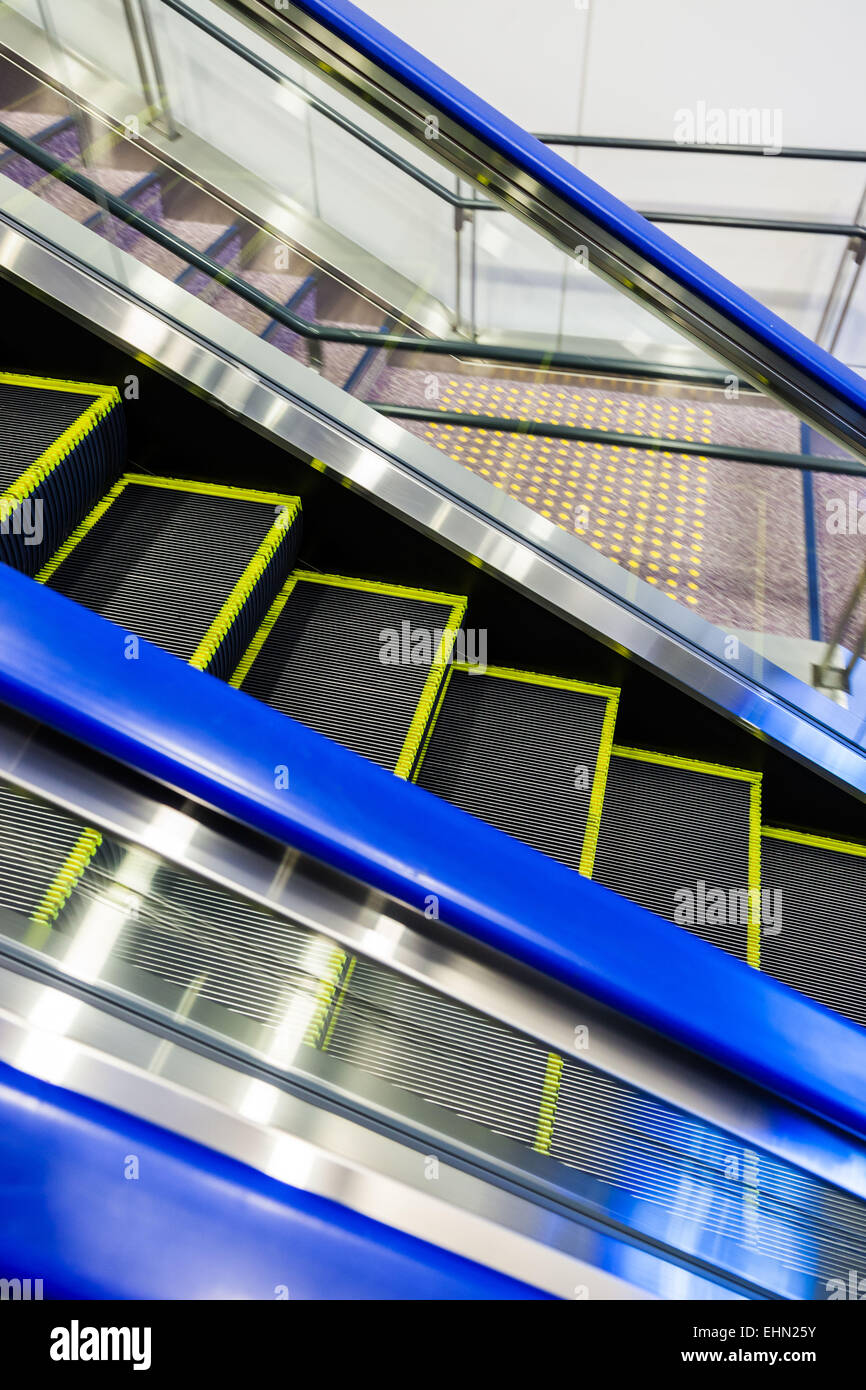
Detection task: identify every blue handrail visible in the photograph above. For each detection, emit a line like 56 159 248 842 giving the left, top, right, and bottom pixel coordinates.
283 0 866 423
2 564 866 1141
0 1060 541 1299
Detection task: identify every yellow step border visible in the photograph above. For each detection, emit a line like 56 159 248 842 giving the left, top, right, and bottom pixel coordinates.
26 826 103 950
303 942 350 1049
763 825 866 858
0 372 120 512
37 473 301 674
230 570 468 781
320 955 358 1052
533 1051 564 1156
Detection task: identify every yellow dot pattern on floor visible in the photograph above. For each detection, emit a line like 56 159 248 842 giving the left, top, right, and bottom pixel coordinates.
421 379 709 607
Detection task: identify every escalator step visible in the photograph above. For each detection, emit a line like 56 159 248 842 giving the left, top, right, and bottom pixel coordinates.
761 829 866 1029
592 747 760 963
87 848 347 1050
413 665 619 875
321 956 549 1149
40 475 301 679
0 782 101 928
231 572 466 777
0 373 124 575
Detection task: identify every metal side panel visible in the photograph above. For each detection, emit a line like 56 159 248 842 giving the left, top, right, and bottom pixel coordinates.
0 967 704 1301
0 699 862 1210
0 1056 549 1301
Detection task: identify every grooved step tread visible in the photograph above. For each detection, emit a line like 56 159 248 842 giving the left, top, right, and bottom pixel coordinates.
593 754 753 961
0 783 96 922
761 833 866 1029
234 576 462 774
415 667 613 874
44 479 292 666
0 379 101 488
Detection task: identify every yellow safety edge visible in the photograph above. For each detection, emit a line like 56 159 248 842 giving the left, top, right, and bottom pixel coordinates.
763 825 866 858
229 573 302 690
189 497 301 671
27 826 103 948
121 474 301 509
409 662 455 784
321 956 358 1051
36 477 128 584
394 595 467 780
229 570 469 781
580 688 620 879
283 569 467 610
533 1052 564 1156
0 375 120 513
747 781 762 971
303 942 349 1049
611 744 762 783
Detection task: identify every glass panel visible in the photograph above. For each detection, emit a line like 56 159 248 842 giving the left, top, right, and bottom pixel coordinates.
1 771 864 1299
0 0 864 746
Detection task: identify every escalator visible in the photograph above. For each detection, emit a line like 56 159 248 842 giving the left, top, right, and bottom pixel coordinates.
0 0 866 1301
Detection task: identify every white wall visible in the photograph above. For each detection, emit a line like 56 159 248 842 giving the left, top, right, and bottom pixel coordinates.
365 0 866 360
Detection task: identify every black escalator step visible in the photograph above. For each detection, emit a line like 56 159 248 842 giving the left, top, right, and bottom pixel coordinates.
0 373 124 575
0 782 101 928
91 855 347 1045
321 956 551 1149
414 665 619 876
593 747 760 963
231 572 466 776
40 476 301 679
761 829 866 1029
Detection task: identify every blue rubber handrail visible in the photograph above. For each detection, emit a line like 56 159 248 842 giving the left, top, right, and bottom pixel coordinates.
274 0 866 423
2 564 866 1142
0 1059 541 1299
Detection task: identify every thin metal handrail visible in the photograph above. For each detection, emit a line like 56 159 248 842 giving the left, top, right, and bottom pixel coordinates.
372 405 866 476
536 134 866 163
815 560 866 689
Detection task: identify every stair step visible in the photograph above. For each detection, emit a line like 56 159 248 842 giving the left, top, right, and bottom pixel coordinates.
231 571 466 777
761 828 866 1029
40 476 301 678
0 373 124 575
593 747 761 964
413 664 619 876
322 954 551 1149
